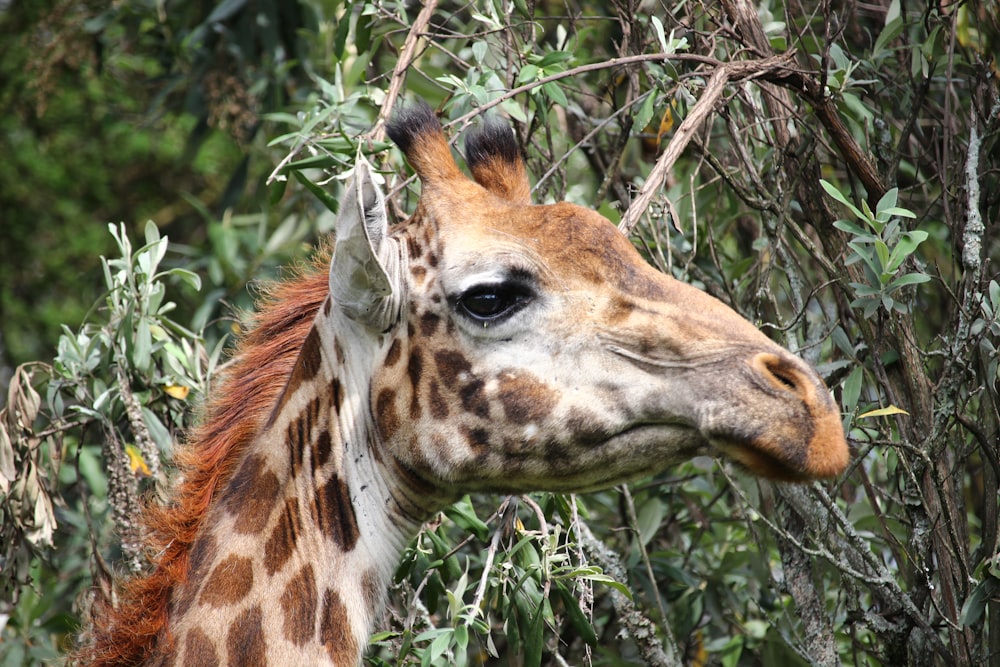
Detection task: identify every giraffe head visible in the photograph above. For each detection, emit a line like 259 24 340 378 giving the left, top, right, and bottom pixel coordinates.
331 101 848 503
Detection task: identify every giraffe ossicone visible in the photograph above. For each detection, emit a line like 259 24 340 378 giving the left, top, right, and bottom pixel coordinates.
77 100 848 666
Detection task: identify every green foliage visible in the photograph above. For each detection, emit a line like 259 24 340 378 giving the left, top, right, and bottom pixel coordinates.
823 180 931 317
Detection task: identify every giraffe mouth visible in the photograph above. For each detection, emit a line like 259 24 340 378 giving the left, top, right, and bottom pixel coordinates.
711 437 811 482
595 423 710 468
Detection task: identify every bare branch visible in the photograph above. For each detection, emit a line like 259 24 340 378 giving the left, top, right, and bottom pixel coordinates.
619 53 797 234
368 0 439 144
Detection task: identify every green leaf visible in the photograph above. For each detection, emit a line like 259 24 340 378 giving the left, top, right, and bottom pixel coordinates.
960 577 1000 626
162 267 202 292
578 572 633 599
873 16 904 57
293 171 340 214
141 407 172 451
134 317 152 373
820 179 864 220
143 219 161 246
875 187 898 216
650 15 669 52
887 272 931 291
555 582 598 646
833 219 873 238
874 239 891 274
633 92 658 136
879 206 917 219
542 81 568 108
536 50 572 68
885 231 928 273
636 496 664 546
518 64 539 84
842 366 863 414
472 40 488 64
444 497 489 541
848 241 881 278
524 595 545 667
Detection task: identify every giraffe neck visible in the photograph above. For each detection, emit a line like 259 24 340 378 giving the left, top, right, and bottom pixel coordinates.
166 303 444 666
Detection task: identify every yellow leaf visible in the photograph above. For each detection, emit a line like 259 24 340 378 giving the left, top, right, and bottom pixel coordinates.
858 405 910 419
125 444 152 477
164 384 190 400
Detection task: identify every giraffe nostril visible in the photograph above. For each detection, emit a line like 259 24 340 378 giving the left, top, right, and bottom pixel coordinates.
770 367 798 391
752 353 808 398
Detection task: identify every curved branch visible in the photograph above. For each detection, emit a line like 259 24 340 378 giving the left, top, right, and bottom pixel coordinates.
618 53 797 234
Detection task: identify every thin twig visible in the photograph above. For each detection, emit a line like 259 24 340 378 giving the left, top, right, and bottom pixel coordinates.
445 52 728 131
576 520 681 666
620 485 669 625
368 0 439 144
470 497 514 614
619 54 797 234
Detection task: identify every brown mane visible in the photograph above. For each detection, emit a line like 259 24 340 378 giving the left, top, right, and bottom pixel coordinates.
76 246 332 666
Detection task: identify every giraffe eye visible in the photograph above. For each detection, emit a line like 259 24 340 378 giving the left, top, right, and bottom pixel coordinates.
456 283 534 323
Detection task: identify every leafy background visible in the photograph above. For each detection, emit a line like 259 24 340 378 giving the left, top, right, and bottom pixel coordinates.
1 0 999 665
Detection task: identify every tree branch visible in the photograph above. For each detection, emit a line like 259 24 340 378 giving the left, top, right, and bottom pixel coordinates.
618 53 797 234
368 0 439 144
576 521 681 666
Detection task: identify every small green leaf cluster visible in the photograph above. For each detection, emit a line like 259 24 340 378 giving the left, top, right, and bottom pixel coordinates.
52 222 213 445
1 222 220 660
370 495 614 667
822 180 930 317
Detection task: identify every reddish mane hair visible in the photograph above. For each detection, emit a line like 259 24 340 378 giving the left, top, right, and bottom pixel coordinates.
76 247 331 666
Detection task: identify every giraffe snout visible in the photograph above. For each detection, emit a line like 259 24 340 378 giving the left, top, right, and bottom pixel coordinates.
733 351 850 480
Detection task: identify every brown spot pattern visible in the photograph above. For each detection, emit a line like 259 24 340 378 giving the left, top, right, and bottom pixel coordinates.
434 349 472 378
497 372 559 424
459 379 490 418
289 327 323 392
264 497 302 575
407 348 424 418
226 604 266 667
320 588 357 664
407 235 423 260
224 455 280 535
314 430 333 468
287 393 324 475
200 555 254 607
315 473 359 550
375 388 399 436
281 564 318 646
384 339 402 367
428 380 448 419
174 533 219 617
419 311 440 337
287 417 306 475
330 377 342 408
463 426 490 455
182 628 220 667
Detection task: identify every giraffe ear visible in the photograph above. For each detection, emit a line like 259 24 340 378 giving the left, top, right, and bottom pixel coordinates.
329 157 399 329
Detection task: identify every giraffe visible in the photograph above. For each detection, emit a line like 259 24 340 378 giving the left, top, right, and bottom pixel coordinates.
76 101 849 666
